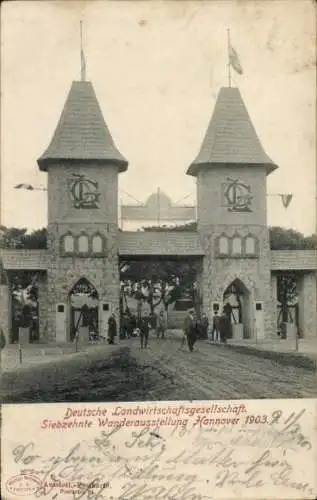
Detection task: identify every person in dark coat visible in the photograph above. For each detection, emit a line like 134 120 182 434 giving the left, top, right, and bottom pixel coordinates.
223 302 233 339
149 312 157 330
183 309 197 352
107 313 117 344
200 313 209 339
0 329 6 350
211 311 221 341
140 316 150 349
195 315 202 339
219 312 229 343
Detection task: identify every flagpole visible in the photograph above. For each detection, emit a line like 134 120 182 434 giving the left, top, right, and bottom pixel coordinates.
80 20 85 81
227 28 231 88
80 21 83 80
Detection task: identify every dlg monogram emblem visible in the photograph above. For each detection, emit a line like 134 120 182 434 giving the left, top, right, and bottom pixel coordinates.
223 178 253 213
68 173 100 209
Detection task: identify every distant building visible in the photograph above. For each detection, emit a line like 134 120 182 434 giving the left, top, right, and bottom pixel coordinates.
120 189 196 231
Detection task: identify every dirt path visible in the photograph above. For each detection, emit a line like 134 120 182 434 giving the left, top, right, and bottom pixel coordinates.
130 334 317 400
1 335 315 403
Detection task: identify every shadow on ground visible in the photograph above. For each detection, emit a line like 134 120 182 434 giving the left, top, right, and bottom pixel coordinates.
0 346 178 404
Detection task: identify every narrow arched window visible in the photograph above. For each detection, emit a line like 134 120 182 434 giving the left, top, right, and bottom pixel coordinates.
232 236 242 254
245 236 256 254
92 234 103 253
219 236 229 254
62 234 74 253
78 234 89 253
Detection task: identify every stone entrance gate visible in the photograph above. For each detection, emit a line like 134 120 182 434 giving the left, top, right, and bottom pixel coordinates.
0 80 316 343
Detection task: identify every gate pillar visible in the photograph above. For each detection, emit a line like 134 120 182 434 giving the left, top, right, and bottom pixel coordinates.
0 284 10 344
56 303 68 343
298 272 317 338
38 282 48 341
201 253 214 328
270 273 278 335
254 301 265 341
100 302 111 339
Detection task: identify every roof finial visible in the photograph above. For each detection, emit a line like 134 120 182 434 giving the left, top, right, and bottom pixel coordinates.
80 20 86 81
227 28 232 88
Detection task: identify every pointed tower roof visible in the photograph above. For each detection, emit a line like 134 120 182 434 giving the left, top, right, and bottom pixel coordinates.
37 81 128 172
187 87 278 176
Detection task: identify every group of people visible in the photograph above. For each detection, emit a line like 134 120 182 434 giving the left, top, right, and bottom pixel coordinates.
107 306 232 352
182 308 231 352
108 309 169 349
136 310 168 349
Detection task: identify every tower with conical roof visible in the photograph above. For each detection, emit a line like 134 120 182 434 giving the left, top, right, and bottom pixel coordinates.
188 86 277 339
38 80 128 342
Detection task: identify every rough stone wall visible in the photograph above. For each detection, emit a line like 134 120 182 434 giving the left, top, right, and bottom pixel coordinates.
270 274 278 334
0 284 10 342
298 272 317 338
45 163 120 341
197 167 275 338
46 222 120 341
38 282 48 340
48 164 118 225
197 166 267 228
201 226 275 338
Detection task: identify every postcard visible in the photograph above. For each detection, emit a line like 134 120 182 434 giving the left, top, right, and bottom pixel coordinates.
2 399 316 499
1 1 316 499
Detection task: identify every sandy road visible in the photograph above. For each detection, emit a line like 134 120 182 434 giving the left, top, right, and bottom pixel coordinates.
1 334 315 403
130 334 317 401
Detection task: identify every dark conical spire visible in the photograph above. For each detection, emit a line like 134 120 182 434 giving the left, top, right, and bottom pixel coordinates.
37 81 128 172
187 87 278 176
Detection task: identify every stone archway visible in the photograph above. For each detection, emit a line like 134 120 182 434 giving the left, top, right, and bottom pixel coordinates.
8 271 41 344
276 273 299 338
69 278 99 341
223 278 251 339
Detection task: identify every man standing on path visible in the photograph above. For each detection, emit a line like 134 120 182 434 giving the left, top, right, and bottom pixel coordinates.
156 309 167 339
140 316 150 349
219 311 229 344
211 310 221 341
223 302 233 339
107 312 117 345
200 313 209 339
183 309 197 352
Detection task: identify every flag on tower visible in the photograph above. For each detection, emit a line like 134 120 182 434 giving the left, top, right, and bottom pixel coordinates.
15 183 34 190
229 43 243 75
280 194 293 208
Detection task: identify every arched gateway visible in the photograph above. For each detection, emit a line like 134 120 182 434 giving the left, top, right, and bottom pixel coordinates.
223 279 251 339
69 278 99 341
0 80 316 343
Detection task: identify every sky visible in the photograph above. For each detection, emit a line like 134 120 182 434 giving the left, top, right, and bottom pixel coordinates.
1 0 316 235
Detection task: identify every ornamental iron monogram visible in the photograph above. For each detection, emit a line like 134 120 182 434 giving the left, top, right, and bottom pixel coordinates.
68 173 100 209
71 278 98 298
222 178 253 213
